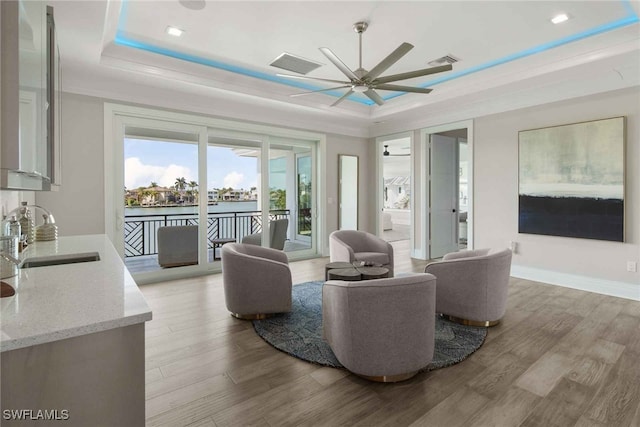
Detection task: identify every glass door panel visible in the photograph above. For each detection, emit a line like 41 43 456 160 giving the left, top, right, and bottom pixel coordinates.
296 154 312 242
123 129 200 274
206 136 261 264
268 141 314 254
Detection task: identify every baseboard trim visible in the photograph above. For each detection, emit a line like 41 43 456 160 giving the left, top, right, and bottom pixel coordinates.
511 265 640 301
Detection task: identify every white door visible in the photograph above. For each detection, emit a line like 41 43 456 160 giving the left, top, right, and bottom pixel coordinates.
430 134 459 258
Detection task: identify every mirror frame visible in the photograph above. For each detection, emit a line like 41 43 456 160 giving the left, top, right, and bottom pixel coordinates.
338 154 359 230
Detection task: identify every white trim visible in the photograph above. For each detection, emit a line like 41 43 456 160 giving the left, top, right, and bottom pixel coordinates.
418 130 429 260
261 135 270 248
318 136 327 256
197 124 209 268
511 265 640 301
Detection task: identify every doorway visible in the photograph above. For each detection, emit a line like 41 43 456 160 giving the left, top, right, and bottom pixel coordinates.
378 133 412 243
420 121 473 260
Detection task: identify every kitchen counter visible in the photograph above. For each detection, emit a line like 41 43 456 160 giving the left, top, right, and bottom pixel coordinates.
0 234 152 352
1 234 150 425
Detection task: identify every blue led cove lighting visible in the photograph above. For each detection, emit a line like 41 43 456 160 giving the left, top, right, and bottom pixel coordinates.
115 0 639 106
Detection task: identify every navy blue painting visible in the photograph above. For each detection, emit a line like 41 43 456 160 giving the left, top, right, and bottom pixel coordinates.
519 117 625 242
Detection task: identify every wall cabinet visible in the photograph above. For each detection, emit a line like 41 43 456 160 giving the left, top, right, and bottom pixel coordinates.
1 1 60 191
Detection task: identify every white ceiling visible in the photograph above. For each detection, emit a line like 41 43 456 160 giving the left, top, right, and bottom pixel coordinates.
51 0 640 133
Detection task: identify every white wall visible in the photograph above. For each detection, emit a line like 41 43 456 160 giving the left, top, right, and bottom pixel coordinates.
322 133 372 249
35 93 104 236
35 93 371 247
474 87 639 290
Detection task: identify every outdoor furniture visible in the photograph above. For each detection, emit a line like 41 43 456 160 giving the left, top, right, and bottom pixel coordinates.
329 230 394 277
424 248 512 326
221 243 292 319
210 237 236 261
242 218 289 250
157 225 198 267
322 273 437 382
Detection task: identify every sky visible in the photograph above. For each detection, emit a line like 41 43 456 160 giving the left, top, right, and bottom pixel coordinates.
124 138 259 191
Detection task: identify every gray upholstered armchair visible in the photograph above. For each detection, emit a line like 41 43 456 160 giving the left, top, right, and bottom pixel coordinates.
329 230 394 277
157 225 198 267
242 219 289 250
221 243 292 319
425 248 512 326
322 273 436 382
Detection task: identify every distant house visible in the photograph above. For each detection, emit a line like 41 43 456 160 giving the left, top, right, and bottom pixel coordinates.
208 190 219 203
127 186 174 206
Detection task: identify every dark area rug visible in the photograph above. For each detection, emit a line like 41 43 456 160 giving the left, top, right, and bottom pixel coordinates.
253 281 487 371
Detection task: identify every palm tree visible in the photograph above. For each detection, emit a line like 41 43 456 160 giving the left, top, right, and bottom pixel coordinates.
174 177 187 202
149 181 158 188
188 180 198 203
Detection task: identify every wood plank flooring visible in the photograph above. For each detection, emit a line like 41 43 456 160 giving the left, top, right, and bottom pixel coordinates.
140 241 640 426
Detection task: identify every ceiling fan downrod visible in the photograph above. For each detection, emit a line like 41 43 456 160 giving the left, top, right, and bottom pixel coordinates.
353 22 368 73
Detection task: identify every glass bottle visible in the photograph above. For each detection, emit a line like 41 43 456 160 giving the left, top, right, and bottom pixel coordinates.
18 202 35 244
8 215 21 238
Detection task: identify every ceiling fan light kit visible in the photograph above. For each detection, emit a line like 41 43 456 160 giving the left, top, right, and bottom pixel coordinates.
279 21 453 107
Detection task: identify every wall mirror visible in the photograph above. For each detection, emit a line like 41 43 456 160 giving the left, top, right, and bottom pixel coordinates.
339 154 359 230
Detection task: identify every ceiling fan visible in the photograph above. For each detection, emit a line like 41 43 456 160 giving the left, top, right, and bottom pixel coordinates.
277 21 453 107
383 145 410 157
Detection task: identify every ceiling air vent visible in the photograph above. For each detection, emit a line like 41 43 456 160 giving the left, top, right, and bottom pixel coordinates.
270 53 323 75
428 54 460 67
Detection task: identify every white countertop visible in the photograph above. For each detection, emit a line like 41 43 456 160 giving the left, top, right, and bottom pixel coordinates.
0 235 152 352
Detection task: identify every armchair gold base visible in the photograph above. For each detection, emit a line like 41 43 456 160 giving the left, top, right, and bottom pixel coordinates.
443 314 500 327
357 371 419 383
230 312 275 320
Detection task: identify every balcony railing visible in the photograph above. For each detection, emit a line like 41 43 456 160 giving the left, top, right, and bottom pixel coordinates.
124 210 290 258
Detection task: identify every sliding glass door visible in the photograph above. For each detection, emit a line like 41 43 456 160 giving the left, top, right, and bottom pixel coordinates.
108 105 320 282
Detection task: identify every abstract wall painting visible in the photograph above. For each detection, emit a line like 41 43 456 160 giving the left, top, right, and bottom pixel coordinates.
518 116 625 242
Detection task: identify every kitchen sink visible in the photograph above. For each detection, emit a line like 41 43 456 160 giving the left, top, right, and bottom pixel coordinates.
20 252 100 268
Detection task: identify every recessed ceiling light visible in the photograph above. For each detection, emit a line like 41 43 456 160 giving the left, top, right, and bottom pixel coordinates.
551 13 570 24
166 26 184 37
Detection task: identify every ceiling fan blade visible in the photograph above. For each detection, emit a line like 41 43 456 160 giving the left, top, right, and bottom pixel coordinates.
331 89 354 107
290 86 352 97
374 84 433 94
374 64 453 84
276 73 350 85
365 42 414 80
319 47 359 81
364 89 385 106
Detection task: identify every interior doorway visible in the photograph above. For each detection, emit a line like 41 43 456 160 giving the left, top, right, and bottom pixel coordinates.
379 135 412 243
429 128 469 258
420 121 473 260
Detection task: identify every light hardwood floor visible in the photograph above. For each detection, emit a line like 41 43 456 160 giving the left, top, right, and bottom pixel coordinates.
141 241 640 426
